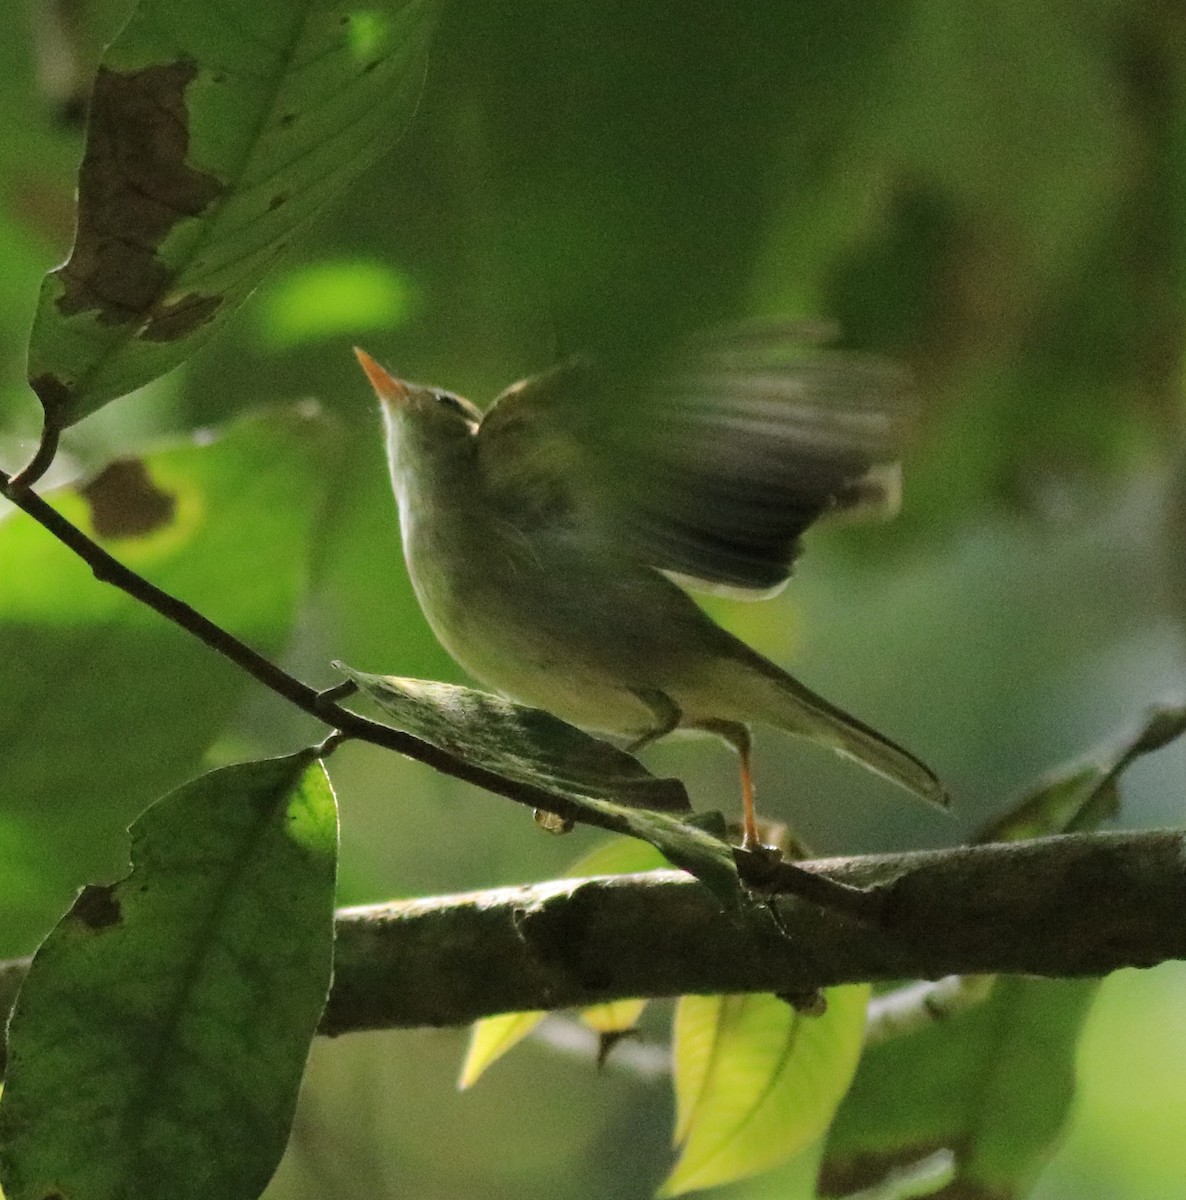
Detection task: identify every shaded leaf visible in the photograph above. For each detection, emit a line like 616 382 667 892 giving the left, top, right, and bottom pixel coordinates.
0 407 336 952
339 669 690 814
30 0 441 424
977 701 1186 843
337 668 740 902
662 986 869 1197
458 1010 549 1090
819 978 1097 1200
818 708 1185 1198
0 752 340 1200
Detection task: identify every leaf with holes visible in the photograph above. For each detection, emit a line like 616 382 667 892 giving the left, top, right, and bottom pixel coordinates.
29 0 441 425
0 752 339 1200
660 986 870 1196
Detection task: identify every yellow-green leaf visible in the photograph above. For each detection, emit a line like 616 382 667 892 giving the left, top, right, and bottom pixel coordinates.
662 986 870 1197
458 1010 548 1090
580 999 648 1035
564 836 672 878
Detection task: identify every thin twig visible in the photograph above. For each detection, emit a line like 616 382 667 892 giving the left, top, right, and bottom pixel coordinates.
8 420 62 490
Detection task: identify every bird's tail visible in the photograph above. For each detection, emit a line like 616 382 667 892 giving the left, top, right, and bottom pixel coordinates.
714 647 949 809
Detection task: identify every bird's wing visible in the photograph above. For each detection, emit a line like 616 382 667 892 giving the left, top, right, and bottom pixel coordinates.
476 321 915 595
474 359 601 532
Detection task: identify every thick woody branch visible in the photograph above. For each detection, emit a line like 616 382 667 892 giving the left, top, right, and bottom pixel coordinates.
322 829 1186 1032
0 829 1179 1063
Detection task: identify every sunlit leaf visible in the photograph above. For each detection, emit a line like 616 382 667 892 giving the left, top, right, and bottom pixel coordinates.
29 0 441 423
662 986 869 1197
0 407 336 952
579 999 648 1036
0 753 339 1200
458 1010 548 1090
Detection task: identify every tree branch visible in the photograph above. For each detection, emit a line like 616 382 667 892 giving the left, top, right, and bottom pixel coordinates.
0 829 1178 1064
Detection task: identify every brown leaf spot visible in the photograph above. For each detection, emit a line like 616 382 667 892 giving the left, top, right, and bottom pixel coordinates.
142 291 223 341
81 459 176 539
54 61 224 326
71 883 122 930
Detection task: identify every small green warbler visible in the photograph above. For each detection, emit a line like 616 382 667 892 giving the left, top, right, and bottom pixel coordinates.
356 323 946 848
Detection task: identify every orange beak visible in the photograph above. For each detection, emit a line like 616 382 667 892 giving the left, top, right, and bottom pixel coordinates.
353 347 410 407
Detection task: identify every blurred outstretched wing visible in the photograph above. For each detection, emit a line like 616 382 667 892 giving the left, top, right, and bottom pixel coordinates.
476 321 915 595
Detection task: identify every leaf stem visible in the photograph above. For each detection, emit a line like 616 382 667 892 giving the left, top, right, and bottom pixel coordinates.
8 419 61 490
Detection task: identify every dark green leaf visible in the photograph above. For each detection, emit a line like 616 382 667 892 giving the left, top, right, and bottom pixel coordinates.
819 977 1098 1200
337 667 741 902
338 667 689 814
29 0 441 424
977 701 1186 843
0 752 339 1200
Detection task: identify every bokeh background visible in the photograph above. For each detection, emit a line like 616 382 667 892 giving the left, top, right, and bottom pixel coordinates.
2 2 1185 1197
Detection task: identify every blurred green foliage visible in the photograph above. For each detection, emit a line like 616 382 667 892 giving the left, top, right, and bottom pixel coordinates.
1 0 1185 1198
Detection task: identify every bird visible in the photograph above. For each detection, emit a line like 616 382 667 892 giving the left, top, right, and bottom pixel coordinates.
354 321 947 850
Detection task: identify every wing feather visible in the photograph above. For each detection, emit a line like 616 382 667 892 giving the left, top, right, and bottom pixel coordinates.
475 322 915 593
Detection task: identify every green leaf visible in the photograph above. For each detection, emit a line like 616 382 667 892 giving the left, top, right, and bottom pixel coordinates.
29 0 441 424
0 408 336 951
563 835 673 878
337 668 741 902
976 701 1186 843
661 986 870 1197
458 1011 549 1090
819 977 1098 1200
0 752 340 1200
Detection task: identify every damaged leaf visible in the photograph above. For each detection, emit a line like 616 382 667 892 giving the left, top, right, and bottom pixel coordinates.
29 0 442 425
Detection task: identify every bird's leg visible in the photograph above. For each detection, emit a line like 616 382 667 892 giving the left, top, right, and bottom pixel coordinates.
696 720 761 851
625 689 682 754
